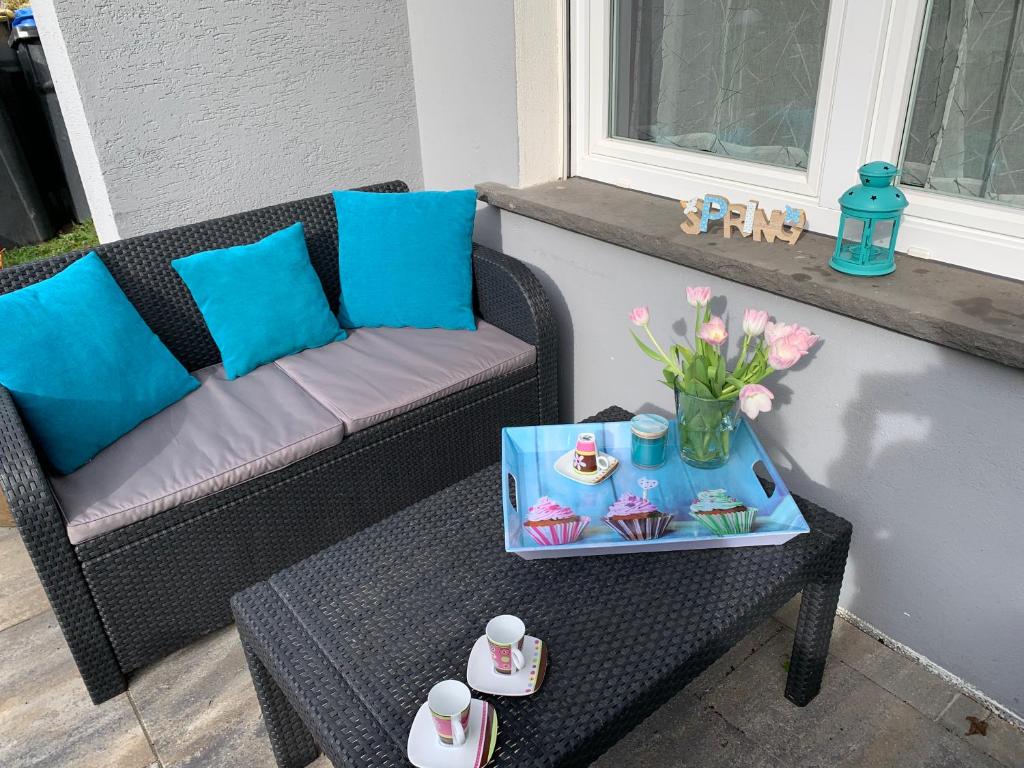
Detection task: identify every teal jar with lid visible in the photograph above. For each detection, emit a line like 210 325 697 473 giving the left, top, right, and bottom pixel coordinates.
630 413 669 469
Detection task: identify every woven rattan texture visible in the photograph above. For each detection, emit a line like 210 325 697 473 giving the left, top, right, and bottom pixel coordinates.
0 184 559 702
233 407 852 768
0 387 126 702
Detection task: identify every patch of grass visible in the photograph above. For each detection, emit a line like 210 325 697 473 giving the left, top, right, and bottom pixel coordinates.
0 0 29 21
3 220 99 268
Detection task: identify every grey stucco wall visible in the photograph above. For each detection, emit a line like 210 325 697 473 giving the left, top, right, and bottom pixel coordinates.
46 0 422 238
476 207 1024 717
407 0 520 189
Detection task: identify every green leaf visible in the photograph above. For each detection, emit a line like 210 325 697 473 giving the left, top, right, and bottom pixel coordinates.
693 356 707 381
670 343 693 364
630 330 665 364
692 379 715 398
662 366 678 389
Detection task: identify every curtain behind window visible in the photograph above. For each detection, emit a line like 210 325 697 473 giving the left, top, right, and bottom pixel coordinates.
611 0 830 170
902 0 1024 208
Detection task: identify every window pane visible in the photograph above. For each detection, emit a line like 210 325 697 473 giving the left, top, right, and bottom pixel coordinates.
610 0 831 170
902 0 1024 208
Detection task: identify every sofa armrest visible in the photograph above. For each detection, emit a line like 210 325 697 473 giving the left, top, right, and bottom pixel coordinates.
0 385 125 701
471 244 559 424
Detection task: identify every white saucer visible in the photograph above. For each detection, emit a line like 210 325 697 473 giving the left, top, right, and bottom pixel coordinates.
466 635 548 696
554 449 619 485
407 698 498 768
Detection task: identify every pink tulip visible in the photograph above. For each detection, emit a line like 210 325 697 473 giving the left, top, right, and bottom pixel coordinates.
698 315 728 346
739 384 774 419
764 321 795 345
742 309 769 336
686 286 712 307
786 325 820 353
765 321 818 368
768 339 804 369
629 306 650 326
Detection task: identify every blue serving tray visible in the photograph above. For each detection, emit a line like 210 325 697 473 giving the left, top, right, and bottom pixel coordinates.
501 420 808 559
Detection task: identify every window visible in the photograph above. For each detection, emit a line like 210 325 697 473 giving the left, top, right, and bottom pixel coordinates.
610 0 831 171
572 0 1024 279
901 0 1024 209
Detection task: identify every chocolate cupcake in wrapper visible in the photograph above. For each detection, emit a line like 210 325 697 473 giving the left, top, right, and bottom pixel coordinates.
690 489 757 536
523 497 589 546
603 492 673 541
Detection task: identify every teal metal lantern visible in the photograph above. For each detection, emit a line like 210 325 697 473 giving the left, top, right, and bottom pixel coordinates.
830 161 908 277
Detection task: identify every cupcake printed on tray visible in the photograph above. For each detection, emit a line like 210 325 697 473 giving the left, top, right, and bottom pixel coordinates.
603 479 674 541
522 497 590 546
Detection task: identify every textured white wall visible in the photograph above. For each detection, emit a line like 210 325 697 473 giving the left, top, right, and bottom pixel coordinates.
407 0 519 189
33 0 119 241
476 207 1024 719
44 0 423 238
513 0 566 186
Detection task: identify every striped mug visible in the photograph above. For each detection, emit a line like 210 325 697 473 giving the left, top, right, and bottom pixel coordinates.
486 614 526 675
427 679 471 746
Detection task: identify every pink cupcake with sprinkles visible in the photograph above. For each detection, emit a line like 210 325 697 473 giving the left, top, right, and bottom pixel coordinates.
523 497 589 546
604 478 673 541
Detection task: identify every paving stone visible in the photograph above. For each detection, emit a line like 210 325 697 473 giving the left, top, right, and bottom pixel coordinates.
689 618 784 698
130 624 277 768
590 691 786 768
0 611 155 768
937 694 1024 768
829 618 959 720
775 594 959 722
706 631 1003 768
0 527 49 631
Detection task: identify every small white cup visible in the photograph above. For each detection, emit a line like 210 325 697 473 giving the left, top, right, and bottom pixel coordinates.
427 679 471 747
486 614 527 676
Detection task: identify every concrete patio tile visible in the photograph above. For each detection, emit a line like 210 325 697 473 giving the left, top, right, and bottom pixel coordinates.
775 594 960 722
828 618 960 720
590 690 786 768
937 694 1024 768
706 630 1003 768
0 527 49 631
0 611 155 768
688 617 784 698
130 624 277 768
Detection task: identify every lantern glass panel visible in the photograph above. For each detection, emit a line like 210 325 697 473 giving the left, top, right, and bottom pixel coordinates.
837 217 894 268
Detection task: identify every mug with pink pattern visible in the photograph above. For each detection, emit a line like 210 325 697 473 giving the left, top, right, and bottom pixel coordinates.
427 679 471 746
573 432 612 475
486 614 526 676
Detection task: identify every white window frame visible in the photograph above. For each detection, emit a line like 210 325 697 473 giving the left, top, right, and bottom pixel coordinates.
571 0 1024 279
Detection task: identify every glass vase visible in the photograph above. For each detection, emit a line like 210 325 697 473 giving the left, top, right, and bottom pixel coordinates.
674 391 741 469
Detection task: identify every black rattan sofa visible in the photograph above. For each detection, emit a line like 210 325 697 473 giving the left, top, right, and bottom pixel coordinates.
0 181 558 704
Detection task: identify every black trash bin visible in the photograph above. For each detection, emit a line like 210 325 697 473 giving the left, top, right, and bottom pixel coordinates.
9 12 90 223
0 14 57 248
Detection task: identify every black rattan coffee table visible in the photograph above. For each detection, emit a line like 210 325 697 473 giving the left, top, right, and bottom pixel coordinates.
232 407 851 768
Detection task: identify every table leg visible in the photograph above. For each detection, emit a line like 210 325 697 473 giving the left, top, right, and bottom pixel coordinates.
242 639 320 768
785 525 852 706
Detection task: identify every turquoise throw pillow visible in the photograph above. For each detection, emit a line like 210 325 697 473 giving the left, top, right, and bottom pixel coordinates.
0 252 199 475
172 222 344 380
334 189 477 330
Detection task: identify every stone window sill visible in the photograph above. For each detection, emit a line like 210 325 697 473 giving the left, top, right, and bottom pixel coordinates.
477 178 1024 371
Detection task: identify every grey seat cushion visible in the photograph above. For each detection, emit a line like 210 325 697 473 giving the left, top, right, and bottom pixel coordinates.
53 362 345 545
274 322 536 434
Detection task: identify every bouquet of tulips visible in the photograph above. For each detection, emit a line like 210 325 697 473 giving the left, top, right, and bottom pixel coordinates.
629 286 818 467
